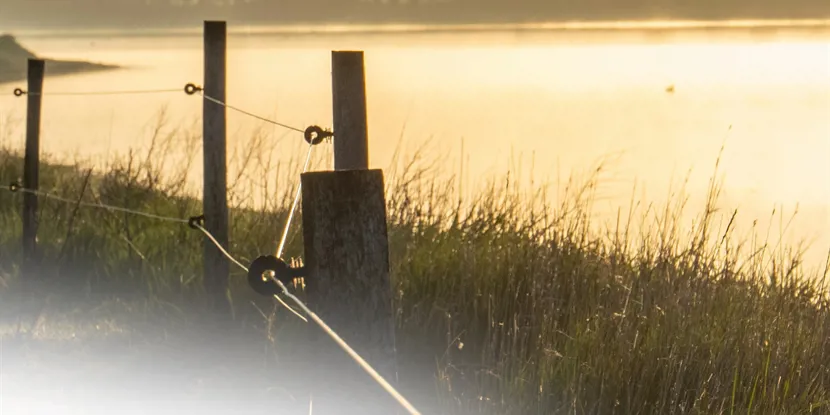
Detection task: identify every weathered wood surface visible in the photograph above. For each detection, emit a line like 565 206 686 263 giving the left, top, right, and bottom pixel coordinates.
22 58 44 278
300 169 401 414
331 51 370 171
202 20 230 314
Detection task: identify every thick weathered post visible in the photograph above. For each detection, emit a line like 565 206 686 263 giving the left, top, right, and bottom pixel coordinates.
300 169 400 414
291 50 402 413
331 51 369 170
22 58 44 277
290 50 403 413
202 21 229 314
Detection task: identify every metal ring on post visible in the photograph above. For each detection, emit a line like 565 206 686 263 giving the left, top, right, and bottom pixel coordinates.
13 88 25 97
247 255 293 296
184 83 202 95
304 126 333 145
188 215 205 230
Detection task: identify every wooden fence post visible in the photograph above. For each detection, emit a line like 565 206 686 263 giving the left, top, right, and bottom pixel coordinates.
300 169 400 414
295 50 401 414
22 58 44 278
202 20 230 314
332 51 369 170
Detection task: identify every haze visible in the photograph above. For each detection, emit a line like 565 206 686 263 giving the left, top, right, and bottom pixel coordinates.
1 1 829 414
2 0 830 30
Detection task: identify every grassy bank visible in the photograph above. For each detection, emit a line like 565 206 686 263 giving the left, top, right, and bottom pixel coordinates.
0 126 828 414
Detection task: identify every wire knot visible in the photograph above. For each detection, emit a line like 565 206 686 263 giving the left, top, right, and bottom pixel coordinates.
304 125 333 145
184 83 203 95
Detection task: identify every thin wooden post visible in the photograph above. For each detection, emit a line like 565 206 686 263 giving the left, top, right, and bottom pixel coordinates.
331 51 369 170
22 58 44 277
202 20 229 314
300 169 400 414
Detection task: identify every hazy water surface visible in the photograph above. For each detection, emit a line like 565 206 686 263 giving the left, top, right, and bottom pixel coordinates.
1 26 828 269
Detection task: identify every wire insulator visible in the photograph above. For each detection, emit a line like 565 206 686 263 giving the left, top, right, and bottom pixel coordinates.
248 255 305 296
248 255 287 296
184 83 203 95
304 125 333 145
8 182 20 192
188 215 205 230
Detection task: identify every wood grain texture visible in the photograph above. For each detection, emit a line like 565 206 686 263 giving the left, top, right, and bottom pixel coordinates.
332 51 369 171
300 169 401 414
23 58 44 277
202 21 230 314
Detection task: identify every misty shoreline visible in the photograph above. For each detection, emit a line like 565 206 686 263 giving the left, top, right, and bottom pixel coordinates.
0 35 119 84
7 18 830 40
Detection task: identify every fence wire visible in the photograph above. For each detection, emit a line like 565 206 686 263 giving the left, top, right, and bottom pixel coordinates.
272 278 422 415
2 79 416 414
2 185 189 224
276 141 315 259
190 222 308 323
2 180 420 414
9 84 314 137
29 88 183 96
200 92 306 134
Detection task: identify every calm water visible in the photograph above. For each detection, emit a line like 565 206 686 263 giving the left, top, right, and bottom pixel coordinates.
1 26 829 270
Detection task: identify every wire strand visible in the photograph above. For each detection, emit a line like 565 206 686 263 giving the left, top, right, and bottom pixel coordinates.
276 142 315 259
192 223 252 274
195 203 417 413
11 86 309 136
2 183 309 323
22 88 183 97
272 278 422 415
193 223 308 323
200 92 305 134
273 292 308 323
3 186 190 223
3 180 417 412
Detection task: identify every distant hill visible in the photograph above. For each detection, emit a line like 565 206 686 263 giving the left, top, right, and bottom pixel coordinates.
0 0 829 31
0 35 118 84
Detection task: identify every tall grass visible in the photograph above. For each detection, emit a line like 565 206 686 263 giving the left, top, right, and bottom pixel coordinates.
0 115 828 414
